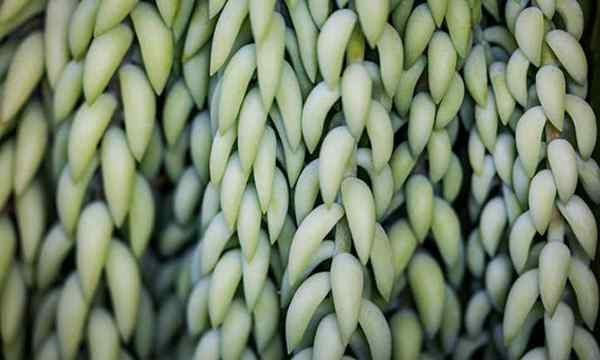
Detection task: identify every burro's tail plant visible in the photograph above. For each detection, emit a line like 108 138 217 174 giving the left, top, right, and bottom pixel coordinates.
0 0 598 359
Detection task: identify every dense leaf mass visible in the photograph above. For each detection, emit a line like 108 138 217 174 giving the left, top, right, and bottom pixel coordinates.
0 0 599 359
